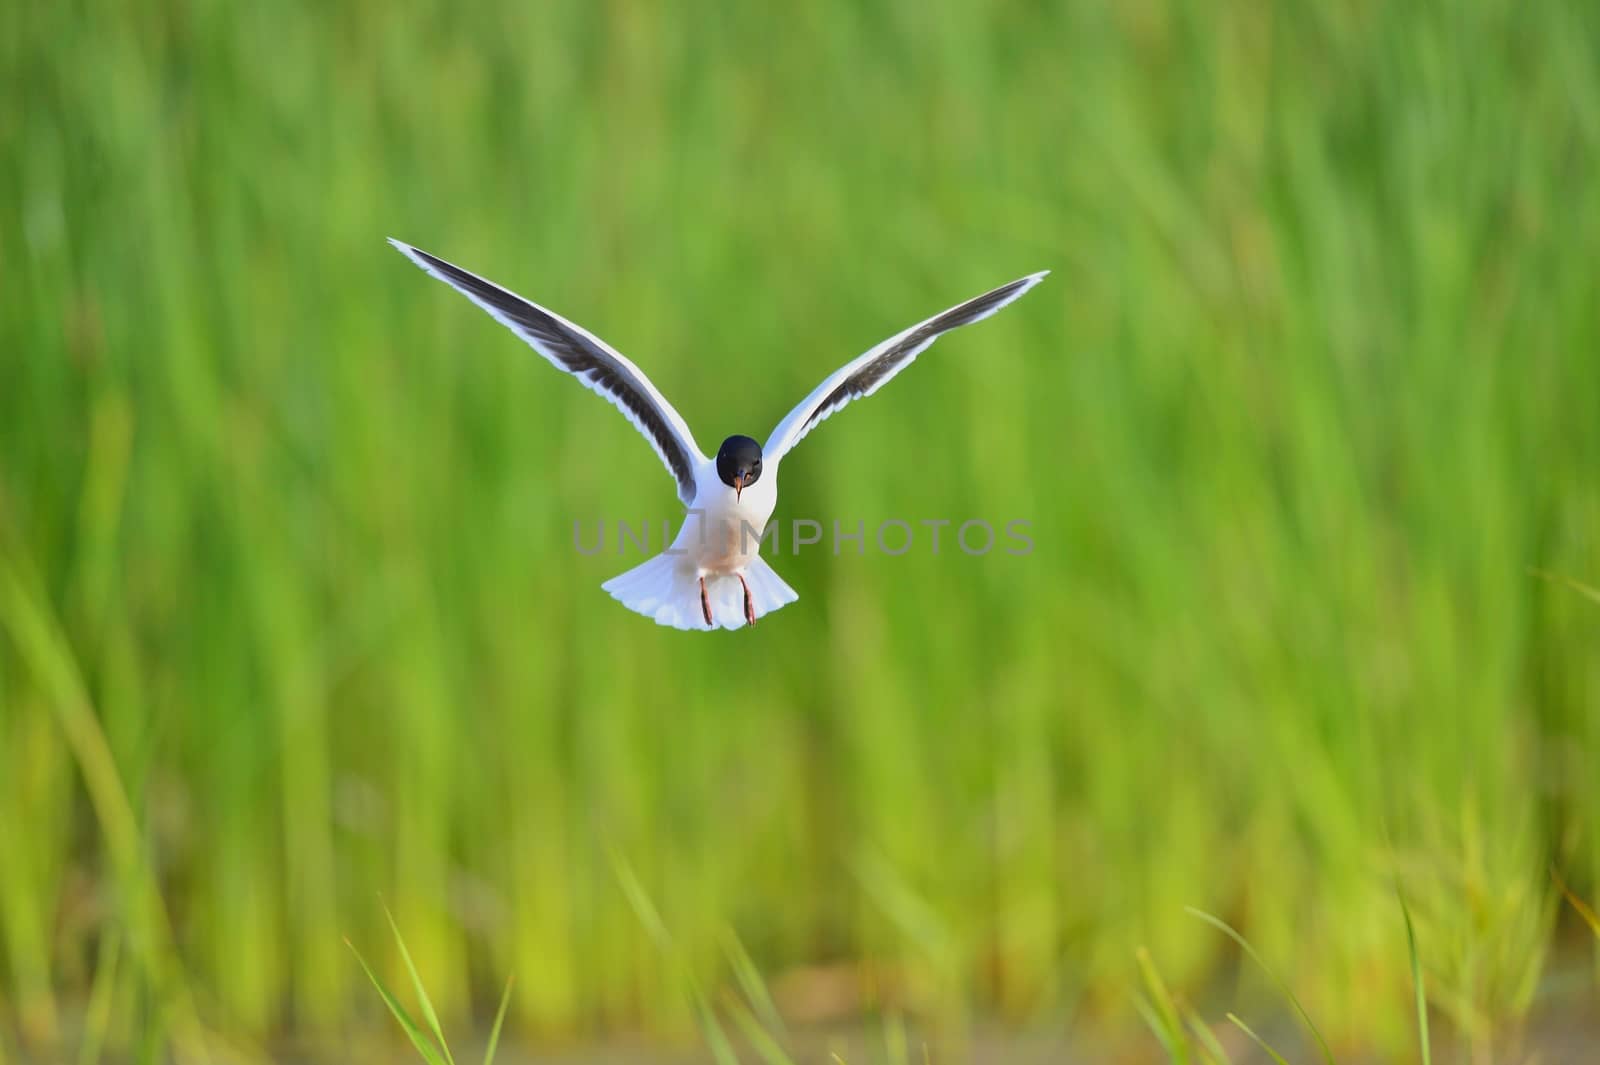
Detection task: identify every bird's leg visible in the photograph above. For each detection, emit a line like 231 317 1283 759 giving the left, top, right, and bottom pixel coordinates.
739 573 756 627
700 576 713 626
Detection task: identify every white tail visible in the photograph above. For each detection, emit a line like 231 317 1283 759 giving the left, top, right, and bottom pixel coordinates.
602 553 799 630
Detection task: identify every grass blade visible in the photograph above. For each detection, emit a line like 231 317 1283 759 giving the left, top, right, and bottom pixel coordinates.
1225 1013 1290 1065
696 996 742 1065
611 849 745 1065
384 906 456 1065
1187 908 1335 1065
482 976 515 1065
1134 995 1182 1061
722 929 789 1042
77 931 121 1065
1183 1004 1236 1065
1135 947 1189 1063
1529 568 1600 607
723 992 797 1065
0 559 211 1063
1551 865 1600 938
1397 890 1431 1065
609 848 674 950
345 938 449 1065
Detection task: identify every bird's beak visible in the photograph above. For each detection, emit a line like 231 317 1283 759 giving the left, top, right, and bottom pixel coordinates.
733 473 745 501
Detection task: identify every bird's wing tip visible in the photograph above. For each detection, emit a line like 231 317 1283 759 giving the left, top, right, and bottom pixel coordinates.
388 239 434 272
390 238 432 264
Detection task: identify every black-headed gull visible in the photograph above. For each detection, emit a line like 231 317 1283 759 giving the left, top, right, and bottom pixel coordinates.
390 240 1045 630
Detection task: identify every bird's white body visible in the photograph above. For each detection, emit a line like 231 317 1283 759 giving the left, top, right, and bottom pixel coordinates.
388 237 1045 631
677 461 779 573
603 461 794 630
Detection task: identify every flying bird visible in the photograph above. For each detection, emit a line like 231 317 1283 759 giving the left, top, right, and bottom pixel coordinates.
389 239 1046 630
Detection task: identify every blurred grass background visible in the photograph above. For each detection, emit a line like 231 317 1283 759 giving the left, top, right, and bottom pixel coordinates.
3 0 1600 1059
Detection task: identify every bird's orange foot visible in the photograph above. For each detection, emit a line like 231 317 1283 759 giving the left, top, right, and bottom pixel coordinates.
700 576 713 626
739 573 756 627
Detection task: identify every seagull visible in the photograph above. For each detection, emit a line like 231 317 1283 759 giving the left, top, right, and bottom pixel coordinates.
389 239 1046 630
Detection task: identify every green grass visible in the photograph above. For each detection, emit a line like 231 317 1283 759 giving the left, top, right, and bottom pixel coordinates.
1141 897 1434 1065
3 0 1600 1060
348 908 513 1065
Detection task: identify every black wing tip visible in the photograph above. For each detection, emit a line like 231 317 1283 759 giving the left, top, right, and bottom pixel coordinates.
388 238 445 272
1001 270 1049 298
942 270 1049 326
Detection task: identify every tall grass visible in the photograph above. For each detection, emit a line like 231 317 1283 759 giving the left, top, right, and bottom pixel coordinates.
2 0 1599 1058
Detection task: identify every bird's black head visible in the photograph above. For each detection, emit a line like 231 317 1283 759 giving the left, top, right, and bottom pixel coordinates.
716 435 763 500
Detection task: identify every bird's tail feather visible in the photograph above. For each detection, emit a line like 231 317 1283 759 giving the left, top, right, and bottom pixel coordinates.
602 553 797 631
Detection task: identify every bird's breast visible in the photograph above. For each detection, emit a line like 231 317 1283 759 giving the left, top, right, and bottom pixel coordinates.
677 477 778 574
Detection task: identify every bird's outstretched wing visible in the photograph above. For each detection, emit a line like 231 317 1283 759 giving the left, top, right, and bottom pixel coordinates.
390 240 708 507
763 272 1048 468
